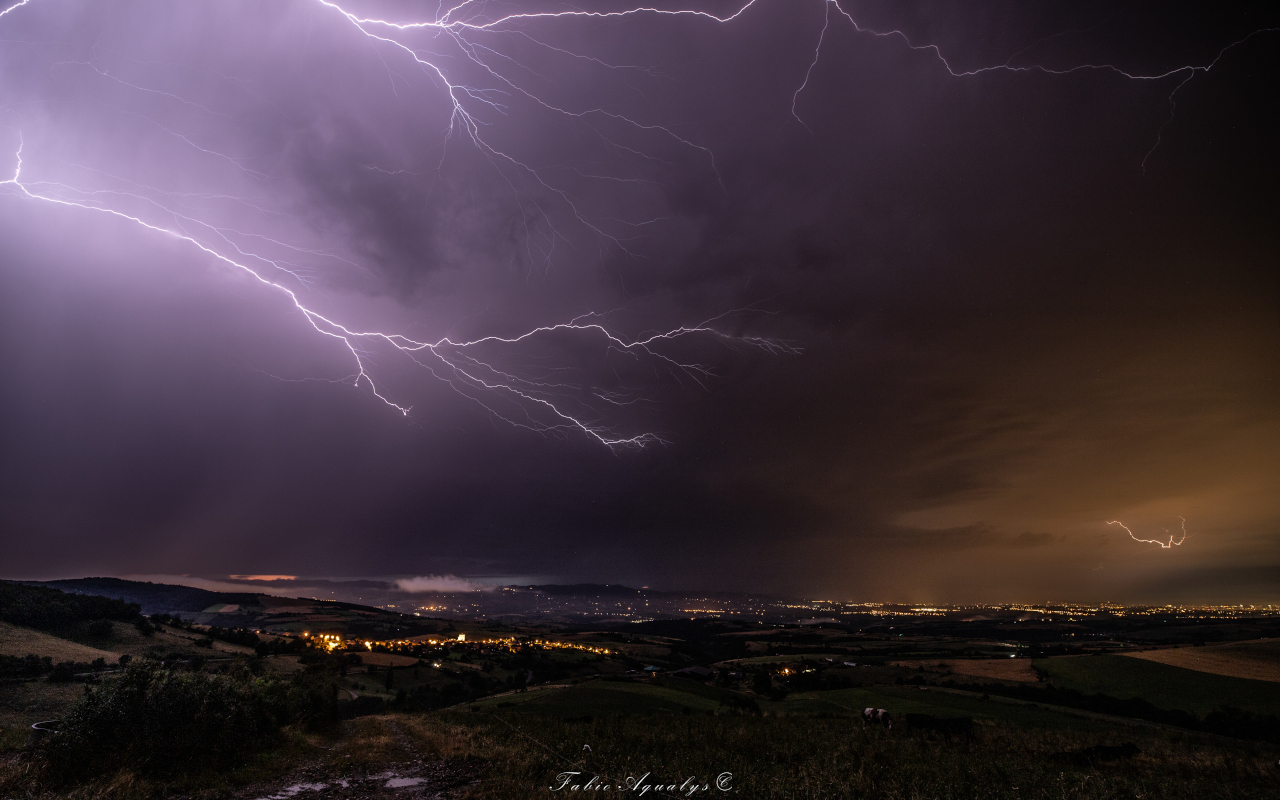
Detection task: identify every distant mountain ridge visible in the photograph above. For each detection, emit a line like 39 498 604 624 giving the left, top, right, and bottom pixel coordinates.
22 577 397 621
27 577 257 615
523 583 646 597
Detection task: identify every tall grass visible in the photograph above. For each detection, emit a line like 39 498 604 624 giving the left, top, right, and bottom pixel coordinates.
415 712 1275 799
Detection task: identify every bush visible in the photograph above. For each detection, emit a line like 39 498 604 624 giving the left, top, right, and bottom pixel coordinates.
0 653 52 678
87 620 113 638
40 663 339 782
206 626 261 648
254 636 310 657
48 661 84 683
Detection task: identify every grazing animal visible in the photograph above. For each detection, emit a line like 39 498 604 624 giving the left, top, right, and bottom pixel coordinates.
905 713 975 742
862 708 892 729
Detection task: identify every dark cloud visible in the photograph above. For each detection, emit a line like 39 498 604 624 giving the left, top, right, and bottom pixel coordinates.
0 0 1276 603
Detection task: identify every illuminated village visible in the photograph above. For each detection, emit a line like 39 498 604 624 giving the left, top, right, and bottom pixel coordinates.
304 630 610 658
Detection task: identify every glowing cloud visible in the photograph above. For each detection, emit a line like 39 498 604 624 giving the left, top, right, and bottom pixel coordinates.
396 575 490 593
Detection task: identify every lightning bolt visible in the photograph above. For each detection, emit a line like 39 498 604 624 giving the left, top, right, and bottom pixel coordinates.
1106 517 1190 550
1 0 1272 447
803 1 1275 164
2 134 799 449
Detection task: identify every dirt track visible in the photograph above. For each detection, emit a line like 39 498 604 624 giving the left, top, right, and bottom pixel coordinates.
220 720 478 800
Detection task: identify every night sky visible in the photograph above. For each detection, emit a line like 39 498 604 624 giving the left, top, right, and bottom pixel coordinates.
1 1 1276 603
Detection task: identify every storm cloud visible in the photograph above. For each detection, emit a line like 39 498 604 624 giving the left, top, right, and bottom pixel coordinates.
0 0 1276 603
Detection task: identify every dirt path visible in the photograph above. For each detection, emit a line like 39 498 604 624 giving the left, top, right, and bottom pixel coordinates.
219 719 479 800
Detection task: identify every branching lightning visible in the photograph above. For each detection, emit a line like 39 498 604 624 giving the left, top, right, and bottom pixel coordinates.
1 0 1272 447
2 134 799 448
1106 517 1190 550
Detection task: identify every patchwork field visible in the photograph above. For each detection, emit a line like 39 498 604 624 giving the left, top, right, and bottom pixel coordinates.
468 677 1145 735
1125 639 1280 683
1035 654 1280 716
893 658 1039 683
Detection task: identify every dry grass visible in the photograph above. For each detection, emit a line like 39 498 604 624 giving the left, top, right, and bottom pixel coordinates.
0 621 253 668
893 658 1039 683
323 716 413 770
0 622 118 663
426 713 1275 800
1125 639 1280 683
5 708 1274 799
0 681 85 734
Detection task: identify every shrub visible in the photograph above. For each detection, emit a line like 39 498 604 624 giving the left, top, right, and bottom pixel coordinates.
48 661 83 683
206 626 261 648
0 653 52 678
40 663 338 782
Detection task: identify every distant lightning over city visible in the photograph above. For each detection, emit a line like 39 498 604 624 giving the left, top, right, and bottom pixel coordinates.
1107 518 1190 550
0 0 1272 448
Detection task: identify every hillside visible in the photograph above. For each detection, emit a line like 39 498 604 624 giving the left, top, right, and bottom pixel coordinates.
19 578 444 637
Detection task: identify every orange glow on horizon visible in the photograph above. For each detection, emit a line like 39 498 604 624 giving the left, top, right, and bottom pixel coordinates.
229 574 298 581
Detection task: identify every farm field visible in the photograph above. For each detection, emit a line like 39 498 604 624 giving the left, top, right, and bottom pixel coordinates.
893 657 1039 682
472 678 1161 735
1035 654 1280 716
1125 639 1280 683
0 619 253 662
356 652 422 668
0 621 117 663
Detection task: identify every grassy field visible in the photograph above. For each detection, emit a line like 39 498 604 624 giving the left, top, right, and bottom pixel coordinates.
356 652 421 668
1126 639 1280 683
0 681 85 742
4 665 1278 798
7 707 1269 800
0 621 118 663
1036 655 1280 716
424 712 1274 800
893 657 1038 682
472 678 1166 734
0 619 253 663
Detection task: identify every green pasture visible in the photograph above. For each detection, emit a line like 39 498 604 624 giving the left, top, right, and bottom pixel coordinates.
468 678 1148 736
